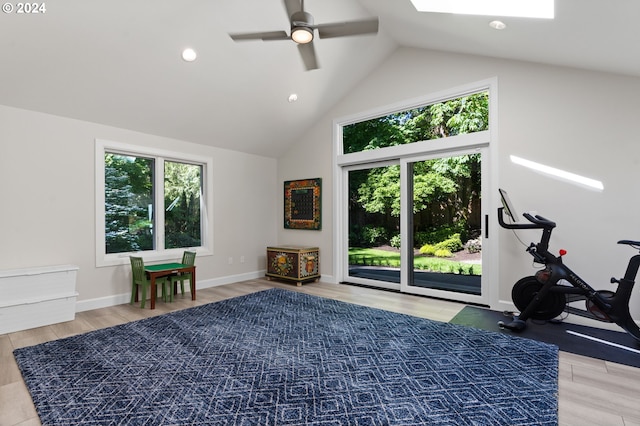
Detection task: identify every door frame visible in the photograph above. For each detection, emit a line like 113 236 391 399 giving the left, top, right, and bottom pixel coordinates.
333 78 499 307
399 148 489 305
341 160 402 292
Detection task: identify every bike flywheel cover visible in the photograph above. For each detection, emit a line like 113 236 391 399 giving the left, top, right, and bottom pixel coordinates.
512 276 566 321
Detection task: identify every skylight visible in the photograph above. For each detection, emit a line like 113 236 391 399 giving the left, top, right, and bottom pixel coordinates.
410 0 554 19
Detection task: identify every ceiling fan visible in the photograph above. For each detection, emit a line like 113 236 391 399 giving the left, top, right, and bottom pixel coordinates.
229 0 379 71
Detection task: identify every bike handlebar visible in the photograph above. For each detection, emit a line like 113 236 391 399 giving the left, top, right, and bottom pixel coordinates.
523 212 556 228
498 207 556 230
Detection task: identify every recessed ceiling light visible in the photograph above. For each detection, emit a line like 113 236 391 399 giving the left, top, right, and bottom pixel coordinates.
182 48 197 62
288 93 298 103
489 20 507 30
410 0 554 19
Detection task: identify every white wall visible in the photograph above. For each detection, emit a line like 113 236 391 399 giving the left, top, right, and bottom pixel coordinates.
277 47 640 322
0 105 278 308
3 45 640 327
275 117 336 281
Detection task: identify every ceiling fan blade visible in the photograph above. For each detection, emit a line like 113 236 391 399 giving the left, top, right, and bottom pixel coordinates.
229 31 289 41
283 0 301 20
297 42 318 71
316 18 379 39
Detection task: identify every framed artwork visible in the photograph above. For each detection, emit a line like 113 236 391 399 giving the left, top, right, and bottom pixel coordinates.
284 178 321 230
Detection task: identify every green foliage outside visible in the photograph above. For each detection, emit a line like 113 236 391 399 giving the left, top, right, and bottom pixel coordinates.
104 154 154 254
345 92 488 256
434 248 453 258
349 248 480 276
414 222 468 248
343 92 489 154
164 161 202 249
349 225 388 247
418 244 452 257
105 153 202 254
419 233 463 255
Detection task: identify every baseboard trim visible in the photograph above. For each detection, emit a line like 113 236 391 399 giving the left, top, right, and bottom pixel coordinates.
75 270 267 313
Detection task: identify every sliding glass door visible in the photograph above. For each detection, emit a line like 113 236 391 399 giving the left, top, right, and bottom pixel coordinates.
346 162 401 291
401 151 484 302
342 149 487 304
336 83 495 305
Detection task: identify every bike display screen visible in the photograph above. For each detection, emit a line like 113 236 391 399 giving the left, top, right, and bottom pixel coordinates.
499 188 520 222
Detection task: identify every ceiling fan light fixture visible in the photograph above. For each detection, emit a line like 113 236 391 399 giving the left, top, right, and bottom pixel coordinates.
291 26 313 44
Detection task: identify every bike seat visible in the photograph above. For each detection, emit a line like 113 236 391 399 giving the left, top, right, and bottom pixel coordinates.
617 240 640 247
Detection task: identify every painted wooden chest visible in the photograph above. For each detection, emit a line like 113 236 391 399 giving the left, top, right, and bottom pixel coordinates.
266 246 319 285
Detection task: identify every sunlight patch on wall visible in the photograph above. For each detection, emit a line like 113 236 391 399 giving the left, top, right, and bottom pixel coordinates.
410 0 554 19
510 155 604 191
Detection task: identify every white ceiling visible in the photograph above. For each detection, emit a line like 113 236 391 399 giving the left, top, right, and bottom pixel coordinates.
1 0 639 157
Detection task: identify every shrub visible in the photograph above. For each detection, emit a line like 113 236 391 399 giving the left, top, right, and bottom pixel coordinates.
434 233 463 252
361 226 388 246
415 221 468 247
419 244 436 255
434 248 453 258
465 238 482 253
414 232 432 248
350 225 389 247
420 233 462 256
390 234 401 248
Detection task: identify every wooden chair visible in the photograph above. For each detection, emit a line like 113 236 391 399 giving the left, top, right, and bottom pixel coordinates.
129 256 170 308
169 251 196 301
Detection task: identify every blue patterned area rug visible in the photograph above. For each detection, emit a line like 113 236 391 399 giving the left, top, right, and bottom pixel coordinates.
14 288 558 425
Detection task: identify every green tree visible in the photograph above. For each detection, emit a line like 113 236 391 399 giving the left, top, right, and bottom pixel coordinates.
164 161 202 248
104 154 153 253
342 115 407 153
344 92 488 245
404 92 489 141
358 165 401 216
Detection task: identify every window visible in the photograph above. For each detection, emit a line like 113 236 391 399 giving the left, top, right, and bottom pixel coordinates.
96 139 213 266
342 91 489 154
104 153 155 254
333 79 497 305
164 161 202 249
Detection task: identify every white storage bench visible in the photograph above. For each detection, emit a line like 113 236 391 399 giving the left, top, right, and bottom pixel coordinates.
0 264 79 334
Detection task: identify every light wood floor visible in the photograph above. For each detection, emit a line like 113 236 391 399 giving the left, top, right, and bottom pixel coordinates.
2 279 640 426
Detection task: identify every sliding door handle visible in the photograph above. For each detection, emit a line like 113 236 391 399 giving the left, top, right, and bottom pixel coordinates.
485 214 489 238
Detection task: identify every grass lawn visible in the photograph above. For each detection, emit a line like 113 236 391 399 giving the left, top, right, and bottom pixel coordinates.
349 247 481 275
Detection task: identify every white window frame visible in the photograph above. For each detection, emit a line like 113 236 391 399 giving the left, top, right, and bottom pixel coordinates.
332 78 499 306
95 139 214 267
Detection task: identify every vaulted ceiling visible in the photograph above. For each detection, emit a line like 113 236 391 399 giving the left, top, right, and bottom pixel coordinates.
1 0 638 157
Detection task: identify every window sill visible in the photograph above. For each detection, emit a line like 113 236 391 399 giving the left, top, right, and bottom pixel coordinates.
97 247 212 268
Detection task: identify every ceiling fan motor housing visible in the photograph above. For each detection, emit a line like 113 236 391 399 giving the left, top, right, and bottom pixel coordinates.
291 11 314 28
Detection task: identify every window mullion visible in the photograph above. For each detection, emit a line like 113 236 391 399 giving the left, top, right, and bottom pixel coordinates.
155 157 165 251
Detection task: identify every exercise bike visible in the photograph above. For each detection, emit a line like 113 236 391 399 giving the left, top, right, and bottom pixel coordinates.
496 189 640 344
